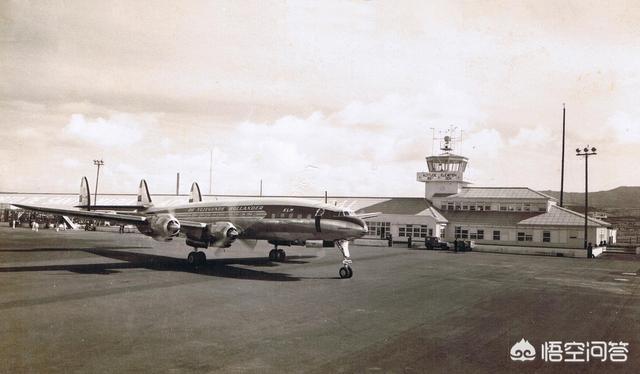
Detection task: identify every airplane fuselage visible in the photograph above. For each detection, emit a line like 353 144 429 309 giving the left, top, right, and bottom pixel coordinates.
147 198 368 242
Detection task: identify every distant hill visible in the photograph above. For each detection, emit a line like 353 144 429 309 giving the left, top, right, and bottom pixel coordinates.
540 186 640 210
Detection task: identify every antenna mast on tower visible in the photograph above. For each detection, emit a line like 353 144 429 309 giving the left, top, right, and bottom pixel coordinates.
432 125 460 154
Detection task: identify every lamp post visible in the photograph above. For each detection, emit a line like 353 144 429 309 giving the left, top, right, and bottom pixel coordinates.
576 146 596 258
93 159 104 206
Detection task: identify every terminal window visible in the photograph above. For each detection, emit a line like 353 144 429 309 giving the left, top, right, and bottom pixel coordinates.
367 221 390 237
399 225 430 238
469 229 484 240
517 232 533 241
454 226 469 239
493 230 500 240
543 231 551 242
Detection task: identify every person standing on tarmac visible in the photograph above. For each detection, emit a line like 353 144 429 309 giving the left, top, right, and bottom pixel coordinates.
453 238 458 253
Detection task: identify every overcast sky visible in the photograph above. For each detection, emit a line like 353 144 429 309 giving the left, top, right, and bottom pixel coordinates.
2 1 639 196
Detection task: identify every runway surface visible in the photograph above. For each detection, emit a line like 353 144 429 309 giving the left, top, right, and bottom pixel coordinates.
1 226 639 373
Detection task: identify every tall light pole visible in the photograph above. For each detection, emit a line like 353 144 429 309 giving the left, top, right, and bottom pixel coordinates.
576 146 596 258
560 104 566 207
93 159 104 206
209 149 213 195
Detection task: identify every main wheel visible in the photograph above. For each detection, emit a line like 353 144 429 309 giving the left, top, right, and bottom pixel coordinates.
277 249 286 262
187 252 197 266
339 266 353 279
268 249 277 261
197 251 206 264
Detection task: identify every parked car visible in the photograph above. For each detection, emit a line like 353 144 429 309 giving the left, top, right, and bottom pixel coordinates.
84 223 96 231
454 240 475 251
424 236 449 250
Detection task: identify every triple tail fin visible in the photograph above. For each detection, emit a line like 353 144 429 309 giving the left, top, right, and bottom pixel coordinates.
79 176 91 210
137 179 153 207
189 182 202 203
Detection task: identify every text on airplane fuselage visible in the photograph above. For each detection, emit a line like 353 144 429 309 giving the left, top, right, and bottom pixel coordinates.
188 205 265 213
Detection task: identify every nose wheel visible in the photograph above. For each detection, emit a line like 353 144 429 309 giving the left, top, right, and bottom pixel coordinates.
336 240 354 279
268 247 286 262
339 265 353 279
187 250 206 266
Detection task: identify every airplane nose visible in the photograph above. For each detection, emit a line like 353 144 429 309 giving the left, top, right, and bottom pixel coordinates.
359 221 368 235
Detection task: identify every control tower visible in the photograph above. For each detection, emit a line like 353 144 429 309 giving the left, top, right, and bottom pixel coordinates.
417 135 470 200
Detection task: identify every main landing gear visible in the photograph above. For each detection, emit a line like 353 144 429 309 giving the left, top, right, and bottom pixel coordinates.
268 245 286 262
336 240 353 279
187 249 207 266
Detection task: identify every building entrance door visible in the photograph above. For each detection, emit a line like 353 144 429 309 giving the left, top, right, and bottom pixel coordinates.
379 226 387 239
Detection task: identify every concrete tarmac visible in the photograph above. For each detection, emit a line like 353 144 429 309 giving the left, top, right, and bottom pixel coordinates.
0 226 639 373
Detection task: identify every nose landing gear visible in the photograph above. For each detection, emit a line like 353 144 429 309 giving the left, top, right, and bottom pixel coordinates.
336 240 353 279
339 265 353 279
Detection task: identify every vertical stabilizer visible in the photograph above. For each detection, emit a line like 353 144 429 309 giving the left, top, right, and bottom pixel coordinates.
189 182 202 203
137 179 153 206
79 176 91 210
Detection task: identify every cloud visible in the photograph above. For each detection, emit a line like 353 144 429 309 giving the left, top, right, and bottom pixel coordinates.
62 113 149 147
62 158 81 169
508 127 554 147
15 127 40 139
607 111 640 144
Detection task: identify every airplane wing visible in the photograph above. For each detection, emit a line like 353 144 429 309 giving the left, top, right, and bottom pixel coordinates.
12 203 148 224
179 220 207 229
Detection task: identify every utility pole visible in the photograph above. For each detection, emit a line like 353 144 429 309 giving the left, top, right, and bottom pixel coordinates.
209 149 213 195
576 146 597 258
93 159 104 206
259 179 263 197
176 172 180 196
560 104 566 207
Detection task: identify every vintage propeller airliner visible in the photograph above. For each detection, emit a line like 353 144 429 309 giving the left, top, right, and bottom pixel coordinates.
15 177 378 278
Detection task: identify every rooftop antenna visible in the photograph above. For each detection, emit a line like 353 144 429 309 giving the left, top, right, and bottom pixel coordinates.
436 125 459 153
429 127 436 155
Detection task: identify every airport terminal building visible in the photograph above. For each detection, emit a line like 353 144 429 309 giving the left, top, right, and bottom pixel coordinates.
359 138 617 253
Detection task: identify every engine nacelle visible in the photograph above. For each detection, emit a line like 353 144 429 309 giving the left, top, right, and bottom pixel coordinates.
139 214 181 241
208 222 239 248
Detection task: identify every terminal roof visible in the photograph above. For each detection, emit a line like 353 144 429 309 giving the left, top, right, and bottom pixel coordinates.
443 187 555 200
358 198 447 222
518 205 611 227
